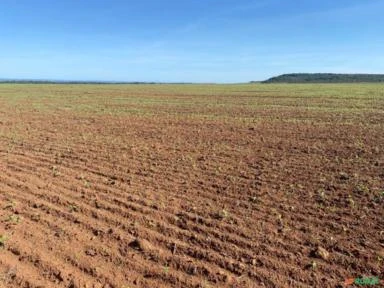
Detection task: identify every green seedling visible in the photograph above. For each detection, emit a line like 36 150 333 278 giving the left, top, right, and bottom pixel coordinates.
84 180 90 188
215 209 229 220
5 214 21 224
317 189 326 199
0 235 7 247
51 165 60 177
69 204 79 212
347 195 355 207
310 261 317 270
355 183 370 195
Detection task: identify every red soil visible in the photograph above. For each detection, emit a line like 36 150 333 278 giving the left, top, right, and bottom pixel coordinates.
0 87 383 288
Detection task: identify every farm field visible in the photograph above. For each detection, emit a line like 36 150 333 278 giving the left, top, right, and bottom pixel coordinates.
0 83 383 287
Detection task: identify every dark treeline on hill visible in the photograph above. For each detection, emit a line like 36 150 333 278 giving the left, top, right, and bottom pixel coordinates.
262 73 384 83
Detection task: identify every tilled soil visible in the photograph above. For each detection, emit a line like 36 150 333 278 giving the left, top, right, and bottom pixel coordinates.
0 84 383 287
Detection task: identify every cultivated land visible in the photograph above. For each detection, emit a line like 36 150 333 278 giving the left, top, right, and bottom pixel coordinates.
0 83 383 288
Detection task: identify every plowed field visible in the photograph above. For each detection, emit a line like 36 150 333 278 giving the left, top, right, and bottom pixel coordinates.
0 84 383 287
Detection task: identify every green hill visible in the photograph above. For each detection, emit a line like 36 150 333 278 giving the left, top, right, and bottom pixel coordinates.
262 73 384 83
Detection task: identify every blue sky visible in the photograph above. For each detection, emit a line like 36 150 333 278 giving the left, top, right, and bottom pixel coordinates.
0 0 383 82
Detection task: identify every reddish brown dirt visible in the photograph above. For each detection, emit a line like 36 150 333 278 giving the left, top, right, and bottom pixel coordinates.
0 85 383 288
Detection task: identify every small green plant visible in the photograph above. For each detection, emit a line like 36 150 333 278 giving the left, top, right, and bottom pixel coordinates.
310 261 317 270
0 235 7 247
69 204 78 212
214 209 229 220
347 195 355 207
354 183 370 195
5 214 21 224
317 188 326 200
51 165 60 177
84 179 90 188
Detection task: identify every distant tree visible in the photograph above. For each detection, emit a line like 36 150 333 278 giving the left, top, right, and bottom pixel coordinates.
261 73 384 83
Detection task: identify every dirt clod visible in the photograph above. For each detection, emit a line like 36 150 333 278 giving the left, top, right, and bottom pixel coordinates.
339 172 350 180
129 238 153 252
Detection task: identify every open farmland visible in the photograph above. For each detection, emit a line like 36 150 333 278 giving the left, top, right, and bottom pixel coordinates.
0 83 383 287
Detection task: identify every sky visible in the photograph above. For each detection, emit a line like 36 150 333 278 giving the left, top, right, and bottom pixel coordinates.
0 0 383 83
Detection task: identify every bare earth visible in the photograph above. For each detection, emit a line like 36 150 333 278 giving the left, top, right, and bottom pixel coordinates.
0 84 383 287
